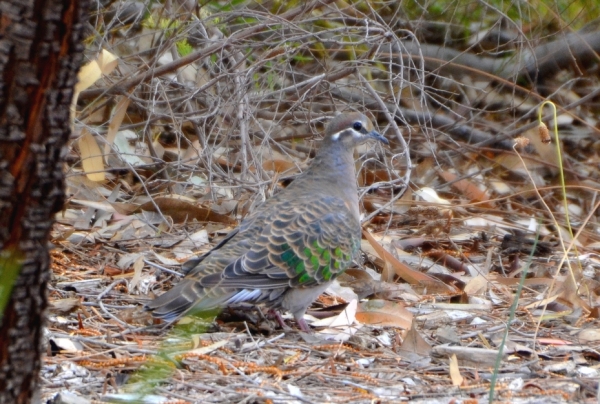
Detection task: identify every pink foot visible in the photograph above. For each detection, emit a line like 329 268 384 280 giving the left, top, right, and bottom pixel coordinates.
296 317 312 333
268 309 291 331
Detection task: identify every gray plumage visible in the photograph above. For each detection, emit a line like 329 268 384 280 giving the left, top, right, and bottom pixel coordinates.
145 112 388 331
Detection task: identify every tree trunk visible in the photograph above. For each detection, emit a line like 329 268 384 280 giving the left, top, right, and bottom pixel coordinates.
0 0 89 402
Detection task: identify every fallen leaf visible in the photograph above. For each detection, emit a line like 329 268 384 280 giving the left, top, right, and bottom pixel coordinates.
105 96 131 157
537 337 573 345
449 354 464 386
358 168 394 186
577 329 600 343
315 300 362 342
73 49 118 119
75 60 102 96
130 255 144 291
262 159 297 173
464 275 489 295
414 187 451 205
78 129 105 182
363 229 448 290
355 299 413 329
185 339 229 355
438 170 492 206
139 197 237 224
398 325 432 357
50 338 83 353
48 297 81 315
97 49 119 74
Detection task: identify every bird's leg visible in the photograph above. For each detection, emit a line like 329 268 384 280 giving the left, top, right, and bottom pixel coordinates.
296 317 312 333
267 309 292 331
268 310 312 332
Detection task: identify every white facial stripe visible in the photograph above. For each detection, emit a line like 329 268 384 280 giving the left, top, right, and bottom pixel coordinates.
331 128 362 141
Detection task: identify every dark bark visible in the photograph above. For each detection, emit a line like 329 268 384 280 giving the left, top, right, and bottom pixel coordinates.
0 0 89 402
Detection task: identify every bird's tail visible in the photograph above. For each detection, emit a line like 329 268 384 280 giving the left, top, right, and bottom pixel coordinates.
144 280 235 322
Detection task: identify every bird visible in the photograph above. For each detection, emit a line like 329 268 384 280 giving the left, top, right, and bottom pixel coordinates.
145 112 389 332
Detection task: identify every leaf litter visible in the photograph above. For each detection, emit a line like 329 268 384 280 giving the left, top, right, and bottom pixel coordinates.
43 1 600 403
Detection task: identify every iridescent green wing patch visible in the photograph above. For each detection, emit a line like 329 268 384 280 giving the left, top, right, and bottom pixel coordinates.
236 197 362 287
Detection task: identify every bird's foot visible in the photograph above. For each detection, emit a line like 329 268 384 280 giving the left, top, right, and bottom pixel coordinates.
267 310 312 333
296 317 312 333
267 309 292 331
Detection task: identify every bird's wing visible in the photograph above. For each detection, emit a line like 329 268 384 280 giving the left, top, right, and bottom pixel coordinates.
146 195 360 320
217 195 361 288
179 227 239 276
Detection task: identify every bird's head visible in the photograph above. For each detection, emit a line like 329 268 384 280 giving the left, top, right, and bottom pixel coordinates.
324 112 389 148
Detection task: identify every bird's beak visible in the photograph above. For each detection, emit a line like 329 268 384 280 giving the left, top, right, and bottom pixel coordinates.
367 130 389 145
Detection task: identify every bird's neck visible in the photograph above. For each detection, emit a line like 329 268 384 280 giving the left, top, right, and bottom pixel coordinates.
309 143 356 181
300 143 359 215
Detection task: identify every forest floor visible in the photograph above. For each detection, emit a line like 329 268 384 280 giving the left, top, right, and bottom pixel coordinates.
42 1 600 403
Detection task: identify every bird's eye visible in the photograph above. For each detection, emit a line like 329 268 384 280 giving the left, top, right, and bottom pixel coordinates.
353 121 363 131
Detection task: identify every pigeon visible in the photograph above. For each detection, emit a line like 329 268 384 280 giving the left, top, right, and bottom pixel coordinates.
145 112 389 331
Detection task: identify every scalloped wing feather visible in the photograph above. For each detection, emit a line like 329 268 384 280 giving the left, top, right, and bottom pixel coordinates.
147 195 360 319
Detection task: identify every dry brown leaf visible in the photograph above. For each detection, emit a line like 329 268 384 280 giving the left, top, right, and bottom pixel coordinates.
70 199 116 212
427 250 470 273
262 159 297 173
130 255 144 291
182 139 203 161
105 96 131 157
523 293 560 310
381 260 394 283
362 229 445 289
559 275 591 313
75 59 103 96
577 329 600 343
337 269 387 299
493 151 551 183
438 170 492 206
355 299 412 329
97 49 119 74
362 194 390 215
186 339 230 355
103 266 125 276
358 168 394 187
526 126 559 175
109 202 139 215
398 325 432 357
78 129 106 182
139 197 237 224
536 337 573 345
342 268 375 282
449 354 464 386
74 49 118 105
464 275 488 295
48 297 81 315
